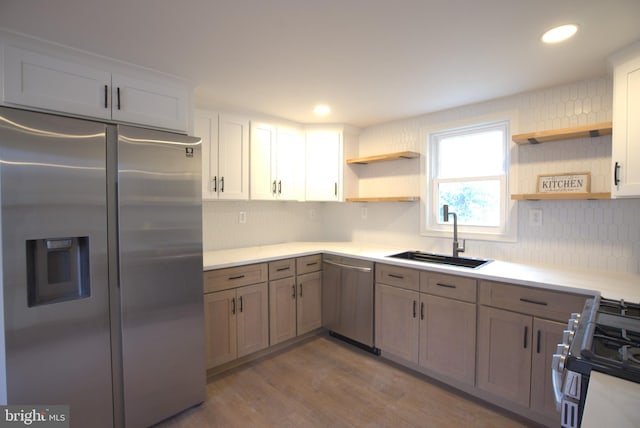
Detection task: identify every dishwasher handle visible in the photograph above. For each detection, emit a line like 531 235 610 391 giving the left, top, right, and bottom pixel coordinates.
323 259 373 273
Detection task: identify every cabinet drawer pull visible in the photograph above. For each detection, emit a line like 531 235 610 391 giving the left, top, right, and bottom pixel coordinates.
524 326 529 349
536 329 541 354
231 297 236 315
388 274 404 280
306 262 318 267
412 300 417 318
278 180 282 194
239 296 244 312
117 87 121 110
104 85 108 108
272 180 277 194
436 283 457 289
292 284 296 299
228 274 245 280
519 298 548 306
276 266 290 272
614 161 621 186
220 176 224 192
334 182 337 196
420 302 424 320
212 176 217 192
299 284 303 297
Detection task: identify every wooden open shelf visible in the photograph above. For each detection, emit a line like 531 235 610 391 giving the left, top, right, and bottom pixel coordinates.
512 122 612 145
347 151 420 164
346 196 420 202
511 192 611 201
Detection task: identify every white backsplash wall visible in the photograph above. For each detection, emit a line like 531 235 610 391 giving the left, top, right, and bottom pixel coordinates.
324 75 640 274
202 200 326 250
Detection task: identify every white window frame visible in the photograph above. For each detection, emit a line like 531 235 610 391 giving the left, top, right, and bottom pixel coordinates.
420 114 518 243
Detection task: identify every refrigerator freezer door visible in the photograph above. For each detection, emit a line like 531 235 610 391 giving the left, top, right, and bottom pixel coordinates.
117 125 205 427
0 107 113 427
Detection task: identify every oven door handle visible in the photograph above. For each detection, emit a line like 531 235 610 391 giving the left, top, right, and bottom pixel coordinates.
551 354 564 411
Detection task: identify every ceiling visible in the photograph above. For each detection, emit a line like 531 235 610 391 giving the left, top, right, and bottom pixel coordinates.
1 0 639 128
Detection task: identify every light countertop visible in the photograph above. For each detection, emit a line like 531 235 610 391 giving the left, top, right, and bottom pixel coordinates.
203 242 640 302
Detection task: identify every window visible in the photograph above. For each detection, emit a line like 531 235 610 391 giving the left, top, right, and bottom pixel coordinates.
423 119 515 241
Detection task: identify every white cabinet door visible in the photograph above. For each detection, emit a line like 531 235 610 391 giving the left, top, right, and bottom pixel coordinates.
3 45 189 132
250 122 277 200
218 114 249 200
305 131 341 201
276 126 304 201
250 122 304 200
194 112 219 199
195 111 249 200
612 53 640 197
3 45 111 120
111 74 188 132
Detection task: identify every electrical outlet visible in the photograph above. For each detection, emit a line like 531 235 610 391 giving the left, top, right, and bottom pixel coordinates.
309 209 316 219
529 208 543 226
239 211 247 224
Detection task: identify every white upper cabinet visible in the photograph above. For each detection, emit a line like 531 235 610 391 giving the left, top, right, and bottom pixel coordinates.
3 45 112 120
612 46 640 198
2 42 190 132
276 127 304 200
250 122 304 201
305 130 342 201
194 110 249 200
110 73 188 132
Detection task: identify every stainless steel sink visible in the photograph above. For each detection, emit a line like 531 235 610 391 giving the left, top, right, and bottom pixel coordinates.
388 251 492 269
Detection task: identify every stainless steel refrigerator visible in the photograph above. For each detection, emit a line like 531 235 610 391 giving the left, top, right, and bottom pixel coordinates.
0 106 206 427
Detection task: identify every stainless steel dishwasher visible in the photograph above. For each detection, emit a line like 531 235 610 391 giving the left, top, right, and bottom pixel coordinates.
322 254 378 354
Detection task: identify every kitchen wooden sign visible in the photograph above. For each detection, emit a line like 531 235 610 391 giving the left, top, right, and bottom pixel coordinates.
537 172 590 193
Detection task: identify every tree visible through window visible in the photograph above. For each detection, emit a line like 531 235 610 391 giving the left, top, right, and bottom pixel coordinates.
426 120 511 238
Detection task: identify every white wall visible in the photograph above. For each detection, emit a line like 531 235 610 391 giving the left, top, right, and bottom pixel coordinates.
202 75 640 274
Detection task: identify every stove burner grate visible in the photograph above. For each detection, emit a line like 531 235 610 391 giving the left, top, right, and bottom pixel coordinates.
619 345 640 365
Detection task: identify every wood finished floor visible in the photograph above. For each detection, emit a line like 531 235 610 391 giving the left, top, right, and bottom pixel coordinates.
157 335 534 427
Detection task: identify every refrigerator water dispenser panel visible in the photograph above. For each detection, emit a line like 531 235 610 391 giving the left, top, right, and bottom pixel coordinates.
26 237 90 306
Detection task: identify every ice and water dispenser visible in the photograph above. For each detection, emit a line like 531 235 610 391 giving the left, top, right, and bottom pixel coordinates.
26 237 90 306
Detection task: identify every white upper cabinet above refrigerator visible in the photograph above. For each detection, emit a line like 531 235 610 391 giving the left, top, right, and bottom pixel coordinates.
195 110 250 200
611 43 640 198
1 38 191 132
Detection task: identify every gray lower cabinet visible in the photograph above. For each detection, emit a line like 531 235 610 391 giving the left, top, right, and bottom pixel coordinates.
374 264 477 386
269 255 323 346
203 263 269 369
477 280 586 425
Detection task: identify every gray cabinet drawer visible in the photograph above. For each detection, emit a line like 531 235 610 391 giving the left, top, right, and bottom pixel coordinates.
420 272 477 303
204 263 268 293
296 254 322 275
375 263 419 291
269 258 296 280
479 280 587 321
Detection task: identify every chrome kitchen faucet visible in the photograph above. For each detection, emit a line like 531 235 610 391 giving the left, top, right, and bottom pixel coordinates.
443 204 465 258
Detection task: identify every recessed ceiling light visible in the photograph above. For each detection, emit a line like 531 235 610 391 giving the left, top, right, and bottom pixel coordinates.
541 24 578 44
313 104 331 116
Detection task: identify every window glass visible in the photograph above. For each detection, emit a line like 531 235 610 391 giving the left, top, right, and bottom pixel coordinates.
425 120 510 237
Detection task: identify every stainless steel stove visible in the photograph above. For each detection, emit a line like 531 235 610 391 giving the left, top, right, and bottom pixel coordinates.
552 296 640 428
